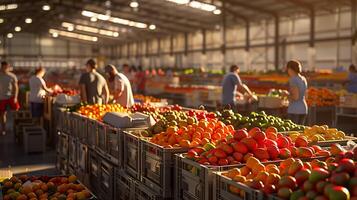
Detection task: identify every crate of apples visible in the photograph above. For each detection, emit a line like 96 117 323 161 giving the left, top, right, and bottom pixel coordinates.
185 127 330 166
1 175 94 200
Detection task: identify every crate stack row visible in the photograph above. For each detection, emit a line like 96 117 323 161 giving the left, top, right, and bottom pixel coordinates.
55 109 189 200
56 108 306 200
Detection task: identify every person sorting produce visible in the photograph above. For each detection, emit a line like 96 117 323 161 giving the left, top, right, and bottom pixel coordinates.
286 60 308 125
221 65 255 110
79 59 109 104
0 61 19 135
29 67 53 125
347 64 357 93
105 64 134 107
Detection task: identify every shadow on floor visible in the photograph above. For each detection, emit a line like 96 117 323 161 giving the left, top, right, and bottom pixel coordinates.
0 114 57 176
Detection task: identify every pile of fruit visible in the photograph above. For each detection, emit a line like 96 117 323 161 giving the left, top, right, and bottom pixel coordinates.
287 125 346 142
217 110 305 132
150 119 234 148
185 127 330 166
1 175 92 200
133 94 161 103
143 107 216 137
222 144 357 200
306 88 340 106
77 104 127 120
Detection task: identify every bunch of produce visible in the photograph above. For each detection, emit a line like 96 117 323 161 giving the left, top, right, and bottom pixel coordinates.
185 127 329 166
143 107 216 137
217 110 305 132
150 119 234 148
133 94 161 103
77 104 127 120
268 89 289 98
306 88 340 106
50 84 78 96
287 125 346 142
1 175 92 200
223 144 357 200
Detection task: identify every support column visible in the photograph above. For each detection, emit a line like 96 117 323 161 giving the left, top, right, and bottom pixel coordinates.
170 35 174 56
145 40 149 57
157 38 161 67
221 1 227 70
352 0 357 64
201 29 207 69
119 45 122 59
127 43 130 59
244 21 251 71
308 9 316 71
38 34 42 66
274 16 280 70
184 32 188 56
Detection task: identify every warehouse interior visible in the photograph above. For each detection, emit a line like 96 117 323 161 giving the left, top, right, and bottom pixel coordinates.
1 0 357 200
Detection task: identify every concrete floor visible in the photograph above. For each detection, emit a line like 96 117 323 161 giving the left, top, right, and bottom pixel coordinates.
0 113 57 177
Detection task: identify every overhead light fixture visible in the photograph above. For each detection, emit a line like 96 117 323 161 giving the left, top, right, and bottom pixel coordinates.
62 22 120 38
14 26 21 32
166 0 217 13
166 0 189 4
189 1 216 12
0 3 18 11
90 17 98 22
25 18 32 24
49 29 98 42
149 24 156 30
52 32 58 37
130 1 139 8
213 9 221 15
81 10 149 29
113 32 119 37
7 33 13 38
67 26 74 31
0 18 3 23
42 4 51 11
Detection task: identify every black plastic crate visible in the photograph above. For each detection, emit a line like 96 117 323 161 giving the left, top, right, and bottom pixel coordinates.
123 130 143 179
87 118 98 148
213 171 264 200
73 112 88 142
106 126 122 166
97 121 107 152
115 169 135 200
141 140 188 199
58 132 69 158
176 154 241 200
89 149 100 194
68 136 77 167
98 156 115 200
77 142 89 172
56 155 68 175
134 180 162 200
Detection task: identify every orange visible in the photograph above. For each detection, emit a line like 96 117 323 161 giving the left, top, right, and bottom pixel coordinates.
246 157 260 169
255 171 269 183
201 138 209 145
179 140 191 148
240 166 250 176
227 168 241 178
246 173 255 180
252 163 265 175
232 175 246 183
266 173 281 185
279 158 295 170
